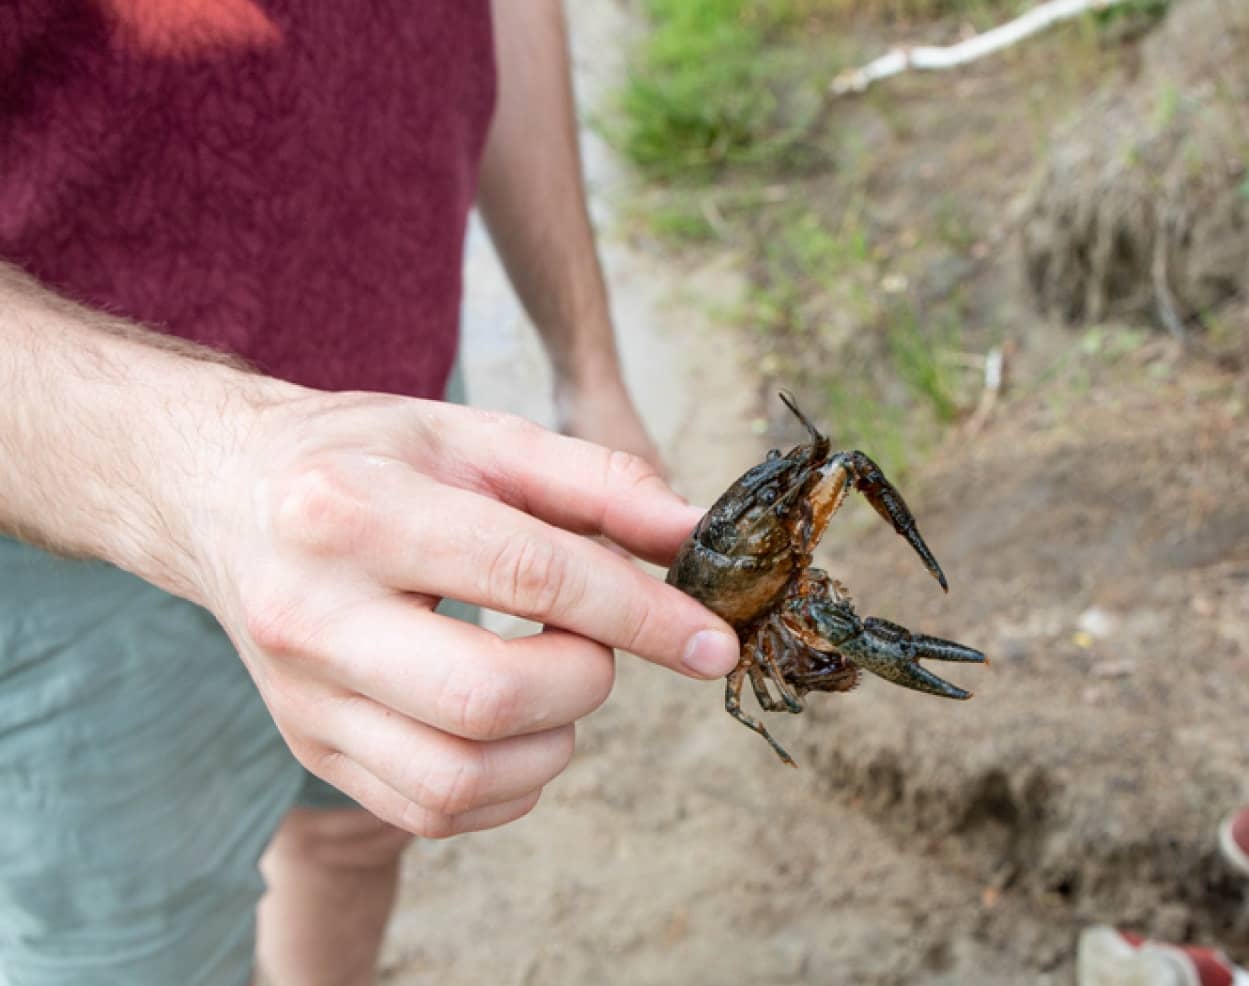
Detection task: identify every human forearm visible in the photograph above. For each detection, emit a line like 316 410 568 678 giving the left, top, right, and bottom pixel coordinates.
477 0 620 393
478 0 664 468
0 265 740 840
0 263 287 600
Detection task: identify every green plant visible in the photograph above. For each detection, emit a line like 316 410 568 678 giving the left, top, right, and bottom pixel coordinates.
824 377 912 477
1091 0 1171 29
1152 82 1183 131
932 196 978 253
886 308 962 422
614 0 830 178
799 0 1021 26
782 213 871 279
616 0 773 176
646 199 719 242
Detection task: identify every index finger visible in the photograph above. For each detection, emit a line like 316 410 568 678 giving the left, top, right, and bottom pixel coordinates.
274 459 741 679
399 481 740 679
429 406 705 566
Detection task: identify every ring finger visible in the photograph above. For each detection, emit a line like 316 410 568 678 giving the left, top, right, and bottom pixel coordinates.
317 691 576 818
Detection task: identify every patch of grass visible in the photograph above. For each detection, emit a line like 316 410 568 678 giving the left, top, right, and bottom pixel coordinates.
1151 81 1183 131
615 0 805 178
788 213 871 275
646 199 719 243
818 315 971 477
1024 325 1171 420
767 211 873 297
745 280 803 333
886 308 963 422
824 378 913 476
613 0 1048 181
734 205 884 343
932 196 978 253
804 0 1022 27
746 202 971 460
1091 0 1171 31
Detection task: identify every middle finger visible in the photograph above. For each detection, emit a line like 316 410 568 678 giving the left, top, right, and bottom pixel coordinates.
314 597 615 742
317 690 576 817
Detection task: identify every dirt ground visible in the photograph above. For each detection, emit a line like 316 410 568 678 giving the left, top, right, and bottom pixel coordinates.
379 3 1249 984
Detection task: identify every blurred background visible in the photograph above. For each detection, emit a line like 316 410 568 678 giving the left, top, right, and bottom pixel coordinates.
383 1 1249 982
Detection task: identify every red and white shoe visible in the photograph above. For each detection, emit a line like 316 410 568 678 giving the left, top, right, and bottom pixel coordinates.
1219 806 1249 878
1077 927 1249 986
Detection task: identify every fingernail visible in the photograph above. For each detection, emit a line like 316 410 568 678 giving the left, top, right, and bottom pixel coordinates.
681 629 740 679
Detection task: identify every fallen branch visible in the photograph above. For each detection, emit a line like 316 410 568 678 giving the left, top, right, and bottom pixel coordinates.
830 0 1132 96
962 341 1014 439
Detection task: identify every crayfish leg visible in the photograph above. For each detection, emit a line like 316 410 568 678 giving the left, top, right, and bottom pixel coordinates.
747 662 782 711
725 668 797 767
746 658 803 714
759 624 804 713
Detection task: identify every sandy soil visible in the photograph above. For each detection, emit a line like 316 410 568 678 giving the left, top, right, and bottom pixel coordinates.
379 3 1249 984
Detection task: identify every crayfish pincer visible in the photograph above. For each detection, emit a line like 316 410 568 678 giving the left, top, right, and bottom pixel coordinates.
666 393 985 766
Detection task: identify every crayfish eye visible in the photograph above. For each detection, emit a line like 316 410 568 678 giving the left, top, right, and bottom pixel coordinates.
766 448 781 460
760 486 778 505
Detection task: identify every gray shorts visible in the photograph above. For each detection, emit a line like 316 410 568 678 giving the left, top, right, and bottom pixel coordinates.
0 371 475 985
0 539 314 985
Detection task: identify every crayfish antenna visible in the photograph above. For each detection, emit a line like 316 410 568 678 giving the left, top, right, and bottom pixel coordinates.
778 391 825 444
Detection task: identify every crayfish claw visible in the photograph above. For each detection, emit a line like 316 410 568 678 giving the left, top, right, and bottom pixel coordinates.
844 451 949 592
841 616 985 700
908 631 988 665
876 659 973 700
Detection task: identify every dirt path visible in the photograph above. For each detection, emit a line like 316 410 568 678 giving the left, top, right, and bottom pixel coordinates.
379 4 1249 984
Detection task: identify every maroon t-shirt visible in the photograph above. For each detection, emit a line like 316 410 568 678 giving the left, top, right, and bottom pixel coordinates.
0 1 496 398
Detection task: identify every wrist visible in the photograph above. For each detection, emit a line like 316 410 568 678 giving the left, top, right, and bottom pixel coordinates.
0 263 306 604
100 353 295 604
552 359 628 420
548 313 627 392
154 367 300 605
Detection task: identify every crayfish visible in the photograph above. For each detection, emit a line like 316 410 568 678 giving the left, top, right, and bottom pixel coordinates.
667 394 985 765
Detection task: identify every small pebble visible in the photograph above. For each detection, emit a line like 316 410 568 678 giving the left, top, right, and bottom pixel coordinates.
1076 606 1118 639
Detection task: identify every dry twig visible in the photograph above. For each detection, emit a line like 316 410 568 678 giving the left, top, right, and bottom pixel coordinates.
963 341 1014 438
830 0 1132 96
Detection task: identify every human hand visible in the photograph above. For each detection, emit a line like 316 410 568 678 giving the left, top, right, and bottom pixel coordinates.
190 389 737 838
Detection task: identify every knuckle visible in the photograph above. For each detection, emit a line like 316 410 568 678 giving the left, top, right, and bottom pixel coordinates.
615 591 658 658
305 745 347 784
401 803 457 840
243 590 312 658
273 460 372 555
418 752 486 818
551 725 577 775
605 448 660 491
485 533 579 619
509 789 543 826
440 659 523 741
589 650 617 710
468 409 543 459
